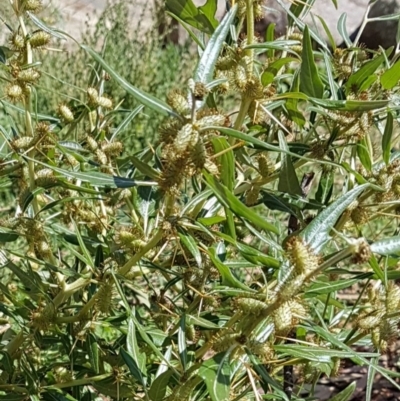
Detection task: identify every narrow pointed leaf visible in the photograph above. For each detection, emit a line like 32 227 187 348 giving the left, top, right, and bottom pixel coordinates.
198 351 231 401
316 15 336 50
87 334 99 374
149 370 173 401
26 157 153 188
357 137 372 172
301 184 369 251
124 316 146 384
194 4 237 85
177 227 202 268
178 315 187 371
371 236 400 256
382 112 394 165
278 132 303 196
299 26 324 98
208 247 253 291
345 49 392 92
310 98 388 112
330 382 356 401
204 172 279 234
111 105 144 140
381 59 400 90
82 45 179 118
166 0 216 33
337 13 351 47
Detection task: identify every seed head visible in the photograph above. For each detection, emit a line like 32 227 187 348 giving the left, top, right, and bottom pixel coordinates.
245 186 260 206
5 83 25 103
257 154 271 177
96 281 116 315
272 302 293 334
9 32 25 51
357 310 383 332
29 30 51 48
254 2 264 21
95 149 108 165
193 82 209 100
101 141 123 156
248 100 269 124
233 297 268 316
285 236 320 276
173 124 199 155
385 282 400 314
57 103 74 123
97 96 113 109
17 68 41 83
87 87 99 105
23 0 43 12
166 90 190 115
12 136 34 150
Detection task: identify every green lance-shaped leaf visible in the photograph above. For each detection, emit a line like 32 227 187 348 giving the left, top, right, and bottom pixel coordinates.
300 184 369 252
337 13 352 47
278 132 303 196
370 236 400 256
149 370 174 401
208 246 253 291
381 59 400 90
261 57 299 86
286 70 306 127
309 98 389 112
299 26 324 99
288 0 316 25
204 171 279 234
345 48 393 93
382 111 394 165
26 157 154 189
330 382 356 401
0 228 19 242
166 0 217 34
212 136 236 239
178 314 187 371
306 273 372 295
194 4 237 85
198 351 231 401
122 316 147 386
87 333 99 374
177 227 202 268
82 45 179 118
357 136 372 172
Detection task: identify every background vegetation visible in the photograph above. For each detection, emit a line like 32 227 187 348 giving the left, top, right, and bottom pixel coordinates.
1 0 400 400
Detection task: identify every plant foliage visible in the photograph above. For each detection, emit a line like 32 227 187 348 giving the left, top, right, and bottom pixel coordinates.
0 0 400 400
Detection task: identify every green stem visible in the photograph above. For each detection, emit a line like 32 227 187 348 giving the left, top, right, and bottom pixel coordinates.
118 229 164 276
195 311 242 359
43 373 112 389
244 0 255 69
0 385 27 393
18 14 39 216
233 97 252 132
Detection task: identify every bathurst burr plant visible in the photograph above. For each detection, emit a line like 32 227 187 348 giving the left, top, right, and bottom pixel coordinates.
1 0 400 399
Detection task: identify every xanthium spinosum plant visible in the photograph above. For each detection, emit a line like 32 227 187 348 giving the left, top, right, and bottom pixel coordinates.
1 0 400 400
